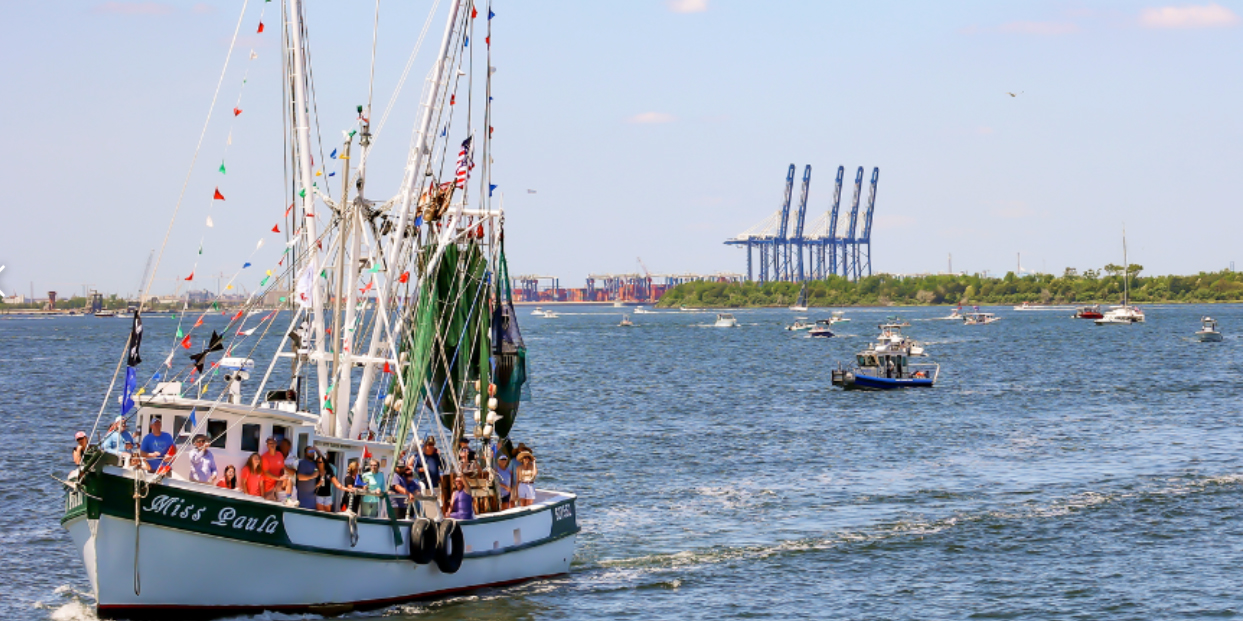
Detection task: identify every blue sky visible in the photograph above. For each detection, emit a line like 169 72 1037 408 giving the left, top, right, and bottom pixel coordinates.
1 0 1240 296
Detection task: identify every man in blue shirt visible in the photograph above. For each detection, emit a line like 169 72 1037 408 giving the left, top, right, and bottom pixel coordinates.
139 418 174 471
494 454 514 510
101 416 134 459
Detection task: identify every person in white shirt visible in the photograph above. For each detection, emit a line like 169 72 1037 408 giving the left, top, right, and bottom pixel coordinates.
187 434 219 484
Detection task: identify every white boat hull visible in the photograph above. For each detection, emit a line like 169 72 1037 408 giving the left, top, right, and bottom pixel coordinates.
1197 331 1223 342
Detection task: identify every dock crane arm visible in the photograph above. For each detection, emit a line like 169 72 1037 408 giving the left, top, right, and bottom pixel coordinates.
861 167 879 242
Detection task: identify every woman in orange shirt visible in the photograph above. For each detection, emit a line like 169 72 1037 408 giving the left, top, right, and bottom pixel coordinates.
240 453 281 499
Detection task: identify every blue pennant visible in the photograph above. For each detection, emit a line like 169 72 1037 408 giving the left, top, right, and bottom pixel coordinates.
243 262 252 268
489 184 497 196
330 148 338 159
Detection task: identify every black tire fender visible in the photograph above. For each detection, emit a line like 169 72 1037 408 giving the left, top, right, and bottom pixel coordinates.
434 519 465 574
408 518 437 565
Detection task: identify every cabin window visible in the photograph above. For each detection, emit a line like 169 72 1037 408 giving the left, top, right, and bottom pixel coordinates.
241 423 261 452
272 425 292 446
206 419 228 448
173 415 193 443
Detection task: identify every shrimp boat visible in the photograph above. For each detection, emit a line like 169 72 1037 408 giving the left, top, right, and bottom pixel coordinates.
60 2 578 617
1196 317 1223 342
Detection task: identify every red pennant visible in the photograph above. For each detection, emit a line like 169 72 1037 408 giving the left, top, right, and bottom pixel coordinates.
471 7 478 18
316 240 323 250
232 310 244 321
383 361 391 373
305 212 315 218
285 202 293 217
475 224 484 238
485 36 490 46
194 317 204 328
360 282 373 294
398 271 410 284
256 21 264 33
185 271 195 281
233 107 242 117
450 94 456 106
362 447 372 459
181 335 192 349
213 188 225 200
271 224 280 233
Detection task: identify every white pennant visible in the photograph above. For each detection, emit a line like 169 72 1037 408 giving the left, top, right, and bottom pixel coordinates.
256 238 265 249
206 216 214 227
238 327 257 337
249 50 258 60
227 132 232 146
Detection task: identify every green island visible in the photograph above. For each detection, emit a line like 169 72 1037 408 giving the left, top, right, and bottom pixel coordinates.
656 266 1243 308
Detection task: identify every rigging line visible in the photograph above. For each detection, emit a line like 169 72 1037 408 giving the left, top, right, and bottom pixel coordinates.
299 3 332 201
370 0 442 144
92 0 252 440
367 0 380 120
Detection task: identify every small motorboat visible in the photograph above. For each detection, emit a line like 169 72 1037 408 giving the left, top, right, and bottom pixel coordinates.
714 313 738 328
832 345 939 390
876 324 927 357
963 312 1000 325
530 307 547 317
94 310 117 318
829 310 850 324
1073 305 1104 320
1196 316 1223 342
808 320 834 338
634 306 655 314
1094 306 1144 325
542 310 559 319
619 314 634 327
786 318 814 331
883 315 910 327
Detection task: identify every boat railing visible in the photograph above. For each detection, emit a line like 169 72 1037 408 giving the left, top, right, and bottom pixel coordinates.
908 362 940 383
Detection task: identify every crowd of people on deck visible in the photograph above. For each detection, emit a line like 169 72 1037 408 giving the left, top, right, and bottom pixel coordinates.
75 418 541 522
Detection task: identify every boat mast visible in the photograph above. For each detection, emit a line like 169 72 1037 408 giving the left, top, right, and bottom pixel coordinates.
349 0 465 439
287 0 331 434
1122 226 1129 306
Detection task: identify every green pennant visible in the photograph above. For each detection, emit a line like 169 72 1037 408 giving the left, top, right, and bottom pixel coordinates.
212 302 219 310
320 269 327 278
176 327 183 338
299 188 306 198
348 130 357 138
279 296 287 302
219 161 226 175
368 264 380 274
198 244 203 255
260 276 270 286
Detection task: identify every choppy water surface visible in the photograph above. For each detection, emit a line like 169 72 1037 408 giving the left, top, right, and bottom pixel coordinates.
5 304 1243 620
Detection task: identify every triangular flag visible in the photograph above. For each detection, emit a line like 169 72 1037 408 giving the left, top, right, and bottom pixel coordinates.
315 170 322 176
368 263 380 274
471 6 477 18
383 361 391 373
206 216 214 227
299 188 306 198
440 126 446 137
328 172 336 177
256 21 264 33
213 188 225 200
181 335 192 349
362 446 372 459
259 276 270 286
176 327 183 339
226 284 233 290
463 36 469 47
194 317 204 327
185 272 194 281
398 271 410 283
243 262 251 269
489 184 497 196
198 243 202 255
232 310 244 321
256 238 264 249
450 94 456 106
238 327 256 336
265 270 272 276
233 107 242 117
249 50 257 60
329 148 337 159
485 36 490 46
360 281 373 294
219 161 226 174
188 408 197 430
285 202 294 217
272 224 281 233
488 9 495 19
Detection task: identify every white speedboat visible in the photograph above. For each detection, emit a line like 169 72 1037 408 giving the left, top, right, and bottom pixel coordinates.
634 306 654 315
714 313 738 328
786 319 813 331
808 320 834 338
963 312 1000 325
60 2 579 616
829 310 850 324
1197 316 1223 342
875 324 927 357
1095 305 1144 325
932 306 963 321
530 307 546 317
542 310 559 319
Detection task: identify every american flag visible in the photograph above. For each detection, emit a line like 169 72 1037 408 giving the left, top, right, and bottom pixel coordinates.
454 136 474 189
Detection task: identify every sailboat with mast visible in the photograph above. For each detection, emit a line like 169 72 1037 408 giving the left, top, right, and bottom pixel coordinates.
789 282 809 312
60 1 578 617
1095 229 1145 325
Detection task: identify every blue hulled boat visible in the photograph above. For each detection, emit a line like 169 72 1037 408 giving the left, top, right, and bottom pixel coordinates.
831 343 940 390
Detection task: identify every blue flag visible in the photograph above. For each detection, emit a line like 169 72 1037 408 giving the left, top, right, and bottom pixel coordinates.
243 262 252 269
121 367 137 416
414 216 424 227
489 184 497 196
330 148 338 159
488 9 495 19
188 407 198 432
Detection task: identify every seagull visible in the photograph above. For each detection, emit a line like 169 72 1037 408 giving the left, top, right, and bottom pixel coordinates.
1007 91 1024 97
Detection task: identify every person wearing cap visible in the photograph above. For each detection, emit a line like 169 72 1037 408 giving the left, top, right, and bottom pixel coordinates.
187 434 219 484
101 417 135 459
389 464 418 520
408 436 442 492
139 418 175 472
293 446 322 510
72 431 89 465
494 454 514 510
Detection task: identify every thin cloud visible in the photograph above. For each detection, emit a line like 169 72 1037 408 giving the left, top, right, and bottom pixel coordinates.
92 2 173 15
627 112 676 124
667 0 709 13
998 21 1080 35
1139 4 1239 28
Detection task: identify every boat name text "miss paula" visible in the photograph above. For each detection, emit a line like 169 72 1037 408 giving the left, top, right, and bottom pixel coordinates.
142 494 279 534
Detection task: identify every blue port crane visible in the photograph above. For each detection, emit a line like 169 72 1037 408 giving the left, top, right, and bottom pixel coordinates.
821 166 845 279
841 167 864 280
792 165 812 282
772 164 796 282
857 167 879 278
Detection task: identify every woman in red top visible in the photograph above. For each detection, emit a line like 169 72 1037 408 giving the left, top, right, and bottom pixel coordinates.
260 438 286 497
240 453 281 499
216 464 238 490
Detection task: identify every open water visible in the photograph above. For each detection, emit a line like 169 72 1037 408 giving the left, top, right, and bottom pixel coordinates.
5 303 1243 620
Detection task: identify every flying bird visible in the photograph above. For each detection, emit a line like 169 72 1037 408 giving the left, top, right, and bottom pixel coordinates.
1007 91 1024 97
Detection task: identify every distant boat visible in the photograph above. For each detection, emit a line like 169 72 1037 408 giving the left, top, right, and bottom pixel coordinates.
531 307 546 317
829 310 850 324
714 313 738 328
1014 302 1075 311
1073 305 1104 320
542 310 559 319
789 283 808 312
932 306 963 321
680 305 705 312
786 319 814 331
1095 228 1146 326
93 310 117 318
883 315 910 327
876 323 927 357
1196 316 1223 342
963 312 1000 325
808 320 834 338
613 301 625 307
619 314 634 327
634 306 655 314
